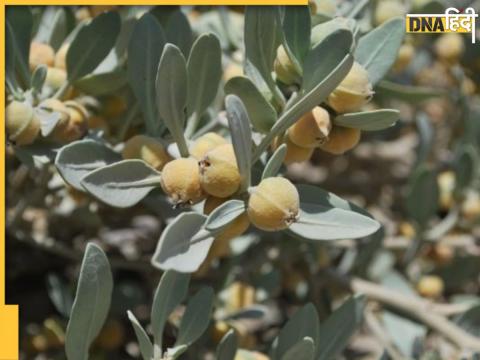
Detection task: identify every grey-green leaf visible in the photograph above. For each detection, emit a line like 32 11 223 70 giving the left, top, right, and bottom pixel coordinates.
151 270 190 349
406 165 439 228
454 145 477 192
55 139 121 190
166 10 193 56
282 6 311 66
67 11 121 82
6 6 32 87
151 212 214 273
205 199 246 231
355 17 405 85
334 109 399 131
65 243 113 360
31 65 47 94
288 184 380 241
34 6 68 51
81 160 161 208
262 144 287 179
37 108 62 137
75 69 127 96
128 13 166 136
127 311 154 360
186 33 222 119
216 329 238 360
175 287 214 346
316 295 365 360
281 337 315 360
225 76 277 134
273 303 319 360
376 80 445 103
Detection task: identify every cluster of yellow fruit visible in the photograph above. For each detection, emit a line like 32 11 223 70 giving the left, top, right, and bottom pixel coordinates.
29 41 69 92
5 98 88 146
274 61 373 163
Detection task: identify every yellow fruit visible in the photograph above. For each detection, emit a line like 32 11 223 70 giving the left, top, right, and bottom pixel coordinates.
374 0 406 25
45 67 67 90
247 177 299 231
288 107 331 148
427 244 454 265
161 157 204 205
75 6 92 21
320 126 361 155
29 42 55 70
189 132 227 160
417 275 444 298
204 196 250 257
223 62 244 82
434 33 465 64
461 191 480 221
54 44 69 70
273 136 314 165
437 171 455 211
393 43 415 72
226 281 256 312
199 144 241 198
399 221 416 238
5 101 41 145
327 62 374 113
52 101 88 143
39 98 70 128
274 45 299 85
122 135 171 171
462 77 476 96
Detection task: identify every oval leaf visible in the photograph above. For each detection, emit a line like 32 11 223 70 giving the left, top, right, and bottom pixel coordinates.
127 311 154 360
281 337 315 360
55 139 121 190
67 11 121 81
262 144 287 179
355 17 405 86
81 160 161 208
65 243 113 360
454 145 477 192
334 109 399 131
205 199 246 231
6 6 32 87
282 5 311 66
151 212 214 273
376 80 445 103
406 165 439 228
217 329 238 360
165 9 193 56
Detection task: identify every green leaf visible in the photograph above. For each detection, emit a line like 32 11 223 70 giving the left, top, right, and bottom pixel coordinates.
244 6 280 90
454 145 477 192
67 11 121 82
455 304 480 337
31 64 47 94
36 108 63 137
282 6 311 66
165 10 193 56
225 95 252 192
156 44 189 157
406 165 439 228
288 184 380 241
46 273 73 318
281 337 315 360
355 17 405 85
81 160 161 208
34 6 68 51
6 6 33 88
151 212 214 273
151 270 190 350
205 200 246 231
376 80 445 103
175 287 214 346
127 311 154 360
128 13 165 136
5 22 19 93
55 139 121 190
303 29 353 93
225 76 277 134
75 68 127 96
316 295 365 360
186 33 222 119
272 303 319 360
262 144 286 179
216 329 238 360
65 243 113 360
334 109 399 131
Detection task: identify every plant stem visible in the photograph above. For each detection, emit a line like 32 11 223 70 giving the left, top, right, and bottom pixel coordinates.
184 112 200 139
53 81 71 100
347 0 370 18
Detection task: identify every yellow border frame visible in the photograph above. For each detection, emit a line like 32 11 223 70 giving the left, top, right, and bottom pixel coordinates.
0 1 307 359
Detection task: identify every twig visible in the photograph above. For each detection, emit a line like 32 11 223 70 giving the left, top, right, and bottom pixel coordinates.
323 270 480 351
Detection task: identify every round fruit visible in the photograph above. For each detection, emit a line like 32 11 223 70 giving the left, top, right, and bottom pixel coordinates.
247 177 299 231
5 101 41 146
54 43 69 70
204 196 250 257
434 33 465 64
199 144 241 198
52 101 88 142
320 126 361 155
374 0 406 25
393 43 415 72
39 98 70 127
189 132 227 160
29 42 55 70
417 275 444 298
327 62 373 113
225 281 256 312
161 157 204 206
273 136 314 165
122 135 171 171
45 67 67 90
274 45 299 85
223 62 244 83
288 107 331 148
